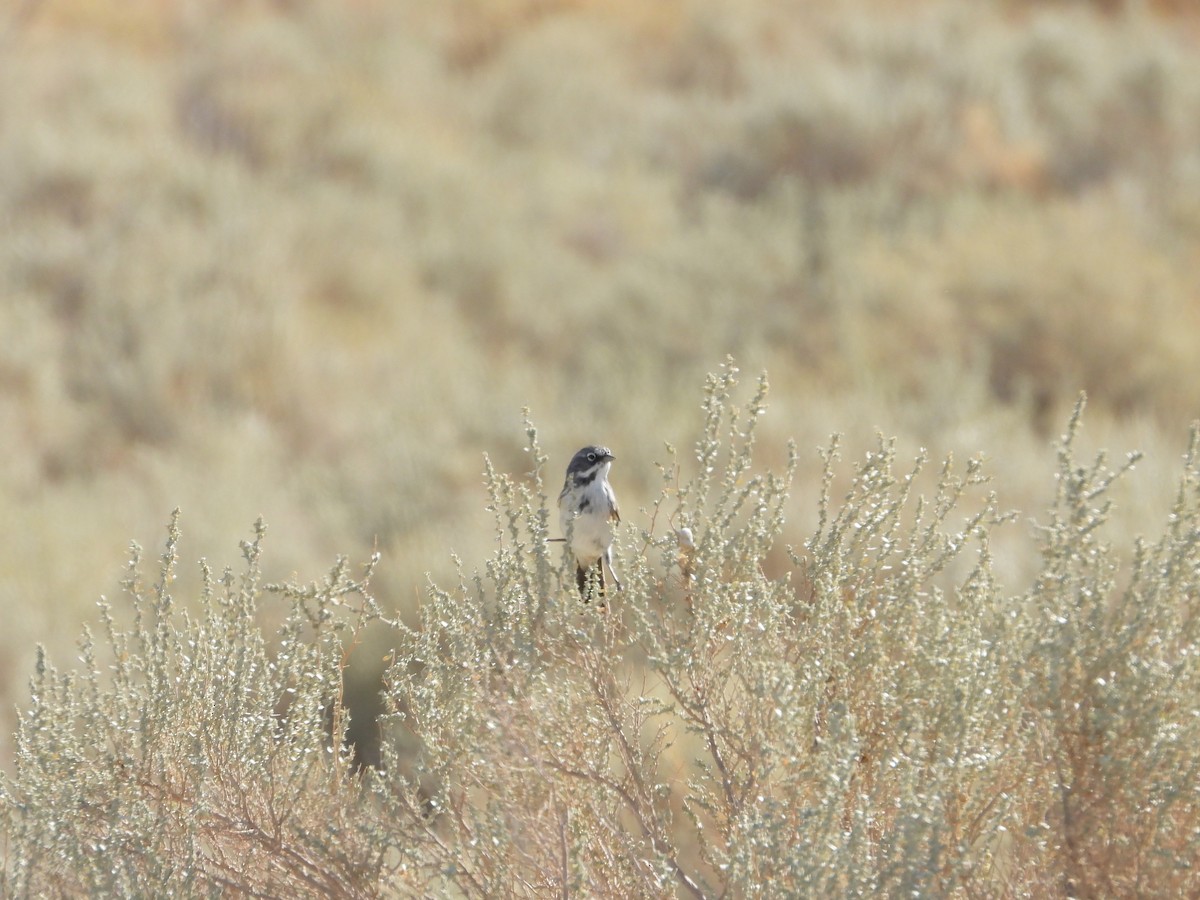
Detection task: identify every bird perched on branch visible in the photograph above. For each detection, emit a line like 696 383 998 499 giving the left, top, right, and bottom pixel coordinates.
558 445 622 600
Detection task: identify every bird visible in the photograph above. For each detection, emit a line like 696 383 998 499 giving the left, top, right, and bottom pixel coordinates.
558 445 622 599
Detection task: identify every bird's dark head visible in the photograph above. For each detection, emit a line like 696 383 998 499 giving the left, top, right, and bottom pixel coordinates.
565 445 615 481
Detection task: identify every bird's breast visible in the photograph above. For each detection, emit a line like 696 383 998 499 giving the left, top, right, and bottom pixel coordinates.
559 481 615 560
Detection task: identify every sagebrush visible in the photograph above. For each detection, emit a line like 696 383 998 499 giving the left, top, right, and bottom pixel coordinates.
5 365 1200 897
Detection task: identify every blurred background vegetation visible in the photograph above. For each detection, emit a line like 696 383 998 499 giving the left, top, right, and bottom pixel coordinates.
1 0 1199 765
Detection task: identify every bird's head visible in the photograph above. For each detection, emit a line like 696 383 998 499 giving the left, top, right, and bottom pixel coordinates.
566 445 615 481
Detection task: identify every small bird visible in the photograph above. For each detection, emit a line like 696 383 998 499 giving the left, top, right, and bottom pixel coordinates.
558 445 622 599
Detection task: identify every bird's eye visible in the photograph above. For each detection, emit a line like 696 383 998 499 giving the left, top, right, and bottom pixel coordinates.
586 452 596 462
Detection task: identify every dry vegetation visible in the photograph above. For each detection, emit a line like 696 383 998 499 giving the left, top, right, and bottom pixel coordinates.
2 0 1200 893
6 368 1200 895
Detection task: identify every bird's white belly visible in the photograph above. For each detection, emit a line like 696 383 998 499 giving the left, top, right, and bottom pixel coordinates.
566 513 612 562
560 484 614 563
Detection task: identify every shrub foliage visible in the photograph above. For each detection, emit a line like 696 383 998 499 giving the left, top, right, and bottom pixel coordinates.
4 363 1200 896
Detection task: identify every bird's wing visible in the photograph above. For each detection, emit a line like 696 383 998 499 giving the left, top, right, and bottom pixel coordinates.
607 484 621 524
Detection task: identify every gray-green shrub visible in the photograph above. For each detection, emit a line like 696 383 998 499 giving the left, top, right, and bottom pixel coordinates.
5 364 1200 896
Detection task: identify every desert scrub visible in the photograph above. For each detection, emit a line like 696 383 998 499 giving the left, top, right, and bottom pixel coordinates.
0 512 387 898
372 369 1200 896
5 366 1200 897
1014 402 1200 897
